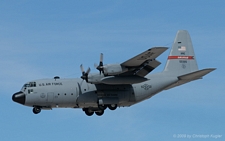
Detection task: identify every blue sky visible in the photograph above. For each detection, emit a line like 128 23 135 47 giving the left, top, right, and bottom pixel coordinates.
0 1 224 141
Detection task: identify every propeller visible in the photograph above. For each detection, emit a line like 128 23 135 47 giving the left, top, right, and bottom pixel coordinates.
95 53 104 74
80 64 90 82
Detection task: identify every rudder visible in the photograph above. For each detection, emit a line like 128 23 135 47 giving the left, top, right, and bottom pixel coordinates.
164 30 199 76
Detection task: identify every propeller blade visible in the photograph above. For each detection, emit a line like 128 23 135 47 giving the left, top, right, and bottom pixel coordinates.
100 53 103 63
102 67 104 74
86 67 91 75
80 65 90 82
80 64 85 75
95 53 104 74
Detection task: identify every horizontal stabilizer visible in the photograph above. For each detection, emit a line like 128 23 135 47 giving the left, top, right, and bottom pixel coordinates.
178 68 216 80
164 68 216 90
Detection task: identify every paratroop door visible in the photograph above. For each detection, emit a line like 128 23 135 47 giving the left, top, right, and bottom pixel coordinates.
47 92 54 103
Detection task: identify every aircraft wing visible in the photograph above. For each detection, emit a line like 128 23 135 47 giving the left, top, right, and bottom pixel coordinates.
87 47 168 85
120 47 168 76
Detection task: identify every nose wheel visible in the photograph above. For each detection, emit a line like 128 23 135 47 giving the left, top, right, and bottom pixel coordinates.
33 107 41 114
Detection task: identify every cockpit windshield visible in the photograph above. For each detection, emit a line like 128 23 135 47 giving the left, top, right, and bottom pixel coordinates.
23 84 30 88
21 82 36 91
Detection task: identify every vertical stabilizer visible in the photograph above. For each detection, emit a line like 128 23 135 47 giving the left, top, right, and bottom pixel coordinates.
164 30 198 76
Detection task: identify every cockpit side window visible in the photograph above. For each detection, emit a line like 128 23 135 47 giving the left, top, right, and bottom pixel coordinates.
28 89 33 94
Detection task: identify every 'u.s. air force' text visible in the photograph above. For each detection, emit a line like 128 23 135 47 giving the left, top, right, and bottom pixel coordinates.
39 82 63 86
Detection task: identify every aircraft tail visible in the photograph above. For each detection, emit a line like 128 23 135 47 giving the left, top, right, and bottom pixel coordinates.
164 30 199 76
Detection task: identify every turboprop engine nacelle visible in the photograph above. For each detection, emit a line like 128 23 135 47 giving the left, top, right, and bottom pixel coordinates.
87 73 105 84
103 64 128 75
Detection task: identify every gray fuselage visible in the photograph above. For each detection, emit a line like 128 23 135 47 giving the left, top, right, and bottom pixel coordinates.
20 72 178 110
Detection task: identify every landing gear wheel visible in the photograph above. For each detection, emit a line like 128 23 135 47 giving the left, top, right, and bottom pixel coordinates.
95 109 104 116
33 107 41 114
98 105 107 110
84 108 94 116
108 104 117 110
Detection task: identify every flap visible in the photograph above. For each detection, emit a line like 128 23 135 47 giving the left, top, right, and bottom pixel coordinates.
136 60 161 77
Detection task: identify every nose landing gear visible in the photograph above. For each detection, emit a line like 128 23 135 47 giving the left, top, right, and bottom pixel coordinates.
33 107 41 114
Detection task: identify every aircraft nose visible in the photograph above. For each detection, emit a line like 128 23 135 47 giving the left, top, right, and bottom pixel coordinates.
12 91 25 105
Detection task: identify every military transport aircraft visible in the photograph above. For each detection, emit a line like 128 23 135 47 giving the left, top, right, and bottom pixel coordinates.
12 30 215 116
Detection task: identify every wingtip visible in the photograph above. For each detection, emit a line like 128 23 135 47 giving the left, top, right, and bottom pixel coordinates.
209 68 217 71
204 68 216 71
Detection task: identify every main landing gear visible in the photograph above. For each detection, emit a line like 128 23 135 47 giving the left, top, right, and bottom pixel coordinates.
108 104 117 110
83 104 117 116
83 108 104 116
33 106 41 114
